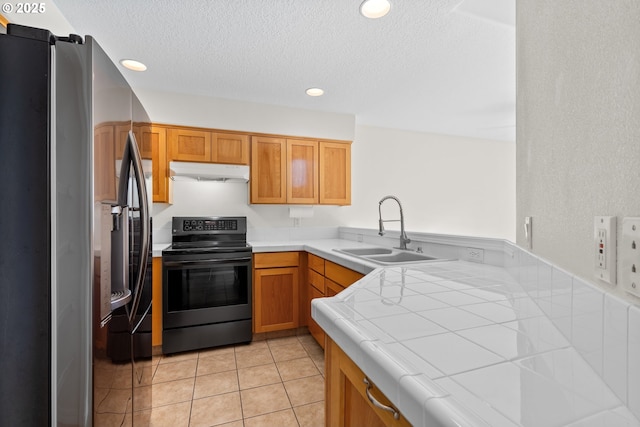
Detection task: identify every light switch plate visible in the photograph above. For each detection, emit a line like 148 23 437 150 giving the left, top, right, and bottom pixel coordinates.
594 216 616 285
621 218 640 297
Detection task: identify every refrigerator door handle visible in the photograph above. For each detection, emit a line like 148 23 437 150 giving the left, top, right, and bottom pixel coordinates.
117 130 150 327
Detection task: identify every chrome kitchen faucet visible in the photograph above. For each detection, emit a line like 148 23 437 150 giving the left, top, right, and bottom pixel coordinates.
378 195 411 250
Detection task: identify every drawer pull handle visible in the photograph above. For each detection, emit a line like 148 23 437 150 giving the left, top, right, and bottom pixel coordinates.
363 377 400 420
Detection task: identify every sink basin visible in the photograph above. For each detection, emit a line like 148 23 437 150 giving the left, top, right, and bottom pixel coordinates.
367 252 440 264
333 247 450 265
336 247 393 256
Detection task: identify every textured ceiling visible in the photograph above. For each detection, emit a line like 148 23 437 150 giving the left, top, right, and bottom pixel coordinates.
13 0 515 141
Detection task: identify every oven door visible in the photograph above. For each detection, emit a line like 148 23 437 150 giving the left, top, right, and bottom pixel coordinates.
162 251 252 329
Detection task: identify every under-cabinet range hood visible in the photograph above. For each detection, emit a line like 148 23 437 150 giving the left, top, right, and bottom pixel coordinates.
169 161 250 182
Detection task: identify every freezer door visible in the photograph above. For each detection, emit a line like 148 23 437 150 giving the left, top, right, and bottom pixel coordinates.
0 27 54 426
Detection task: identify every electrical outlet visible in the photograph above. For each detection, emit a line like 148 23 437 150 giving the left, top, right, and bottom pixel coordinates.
465 247 484 263
621 218 640 297
594 216 616 284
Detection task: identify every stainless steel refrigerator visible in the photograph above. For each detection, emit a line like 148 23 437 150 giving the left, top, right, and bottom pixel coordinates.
0 24 152 426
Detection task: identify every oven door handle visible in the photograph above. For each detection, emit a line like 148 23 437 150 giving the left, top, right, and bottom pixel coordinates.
164 258 251 267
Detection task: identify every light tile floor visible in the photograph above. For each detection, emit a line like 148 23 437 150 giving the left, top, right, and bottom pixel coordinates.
94 333 325 427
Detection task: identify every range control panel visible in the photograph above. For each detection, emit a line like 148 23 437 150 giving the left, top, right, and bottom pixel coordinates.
183 219 237 231
172 216 247 235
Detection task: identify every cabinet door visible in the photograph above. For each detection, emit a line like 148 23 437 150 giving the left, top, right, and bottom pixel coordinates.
327 338 411 427
254 267 299 333
319 141 351 205
307 283 325 348
168 128 211 162
250 136 287 203
212 132 250 165
142 126 170 203
286 139 319 204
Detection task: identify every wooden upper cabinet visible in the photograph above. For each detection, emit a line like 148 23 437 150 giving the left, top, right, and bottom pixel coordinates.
250 136 351 205
287 139 319 204
319 141 351 205
142 126 170 204
168 128 211 162
250 136 287 204
212 132 249 165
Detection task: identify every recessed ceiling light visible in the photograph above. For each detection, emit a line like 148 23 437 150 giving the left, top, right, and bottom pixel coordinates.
360 0 391 19
120 59 147 72
306 87 324 97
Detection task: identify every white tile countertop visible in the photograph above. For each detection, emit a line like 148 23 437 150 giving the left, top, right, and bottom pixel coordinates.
311 259 640 427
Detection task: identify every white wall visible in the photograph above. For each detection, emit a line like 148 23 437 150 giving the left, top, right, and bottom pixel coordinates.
135 88 355 141
516 0 640 301
145 90 515 244
343 125 515 240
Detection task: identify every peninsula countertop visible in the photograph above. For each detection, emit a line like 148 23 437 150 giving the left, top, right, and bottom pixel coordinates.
250 238 638 426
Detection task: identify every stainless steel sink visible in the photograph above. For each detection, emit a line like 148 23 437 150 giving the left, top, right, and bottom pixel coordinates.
333 247 450 265
366 252 440 264
336 247 393 256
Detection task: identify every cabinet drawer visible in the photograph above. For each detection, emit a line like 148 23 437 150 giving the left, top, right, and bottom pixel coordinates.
325 278 345 297
308 268 325 293
254 252 299 269
308 253 325 274
325 261 364 288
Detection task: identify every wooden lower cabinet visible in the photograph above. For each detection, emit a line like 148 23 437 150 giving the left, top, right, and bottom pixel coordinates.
307 284 325 347
307 254 364 348
152 257 163 347
253 252 300 333
326 338 411 427
325 278 344 297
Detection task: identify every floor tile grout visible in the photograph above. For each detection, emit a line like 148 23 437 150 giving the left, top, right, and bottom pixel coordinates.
96 332 324 426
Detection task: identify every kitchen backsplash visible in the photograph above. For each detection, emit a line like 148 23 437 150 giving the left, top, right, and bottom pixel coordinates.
503 243 640 419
